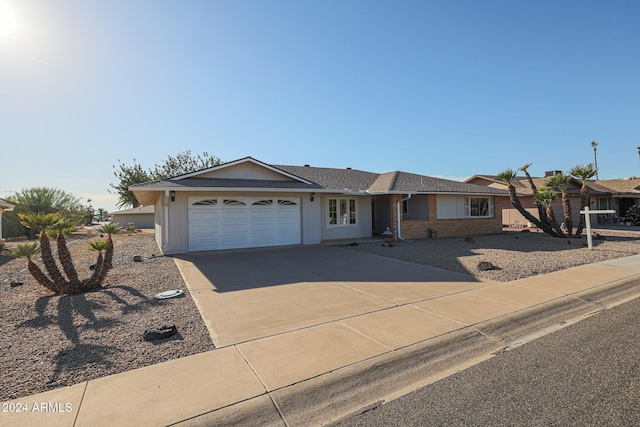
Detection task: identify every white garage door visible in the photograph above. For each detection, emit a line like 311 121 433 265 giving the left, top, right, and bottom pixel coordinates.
188 197 301 251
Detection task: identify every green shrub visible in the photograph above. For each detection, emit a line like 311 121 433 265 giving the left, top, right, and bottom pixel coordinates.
2 211 30 239
625 205 640 225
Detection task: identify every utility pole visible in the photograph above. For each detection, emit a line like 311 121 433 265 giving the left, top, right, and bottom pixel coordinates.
591 140 599 180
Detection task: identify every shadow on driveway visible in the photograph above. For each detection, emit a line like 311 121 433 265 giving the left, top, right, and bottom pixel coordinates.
173 245 492 347
173 244 480 293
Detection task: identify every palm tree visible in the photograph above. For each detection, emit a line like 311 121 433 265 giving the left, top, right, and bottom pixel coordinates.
570 163 598 237
519 163 548 226
534 187 565 237
546 172 573 236
7 243 59 293
591 141 599 180
97 208 107 222
496 169 560 236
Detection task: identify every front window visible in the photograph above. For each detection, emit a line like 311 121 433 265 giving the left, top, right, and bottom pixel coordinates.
329 198 357 226
465 197 494 218
597 197 613 210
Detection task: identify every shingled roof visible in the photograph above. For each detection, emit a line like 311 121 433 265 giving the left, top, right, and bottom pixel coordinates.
590 178 640 195
468 174 609 196
275 165 505 194
273 165 379 191
131 157 507 197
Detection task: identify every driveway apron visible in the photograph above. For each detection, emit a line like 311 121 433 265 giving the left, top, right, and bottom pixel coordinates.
173 244 493 347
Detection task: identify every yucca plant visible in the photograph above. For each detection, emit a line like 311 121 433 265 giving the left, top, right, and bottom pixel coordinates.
534 187 566 237
97 222 122 270
546 172 573 236
18 212 67 288
570 163 597 236
7 243 59 293
49 218 81 287
497 168 559 237
519 162 548 226
86 239 109 289
10 213 121 294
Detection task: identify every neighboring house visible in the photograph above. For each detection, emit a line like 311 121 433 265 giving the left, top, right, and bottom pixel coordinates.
130 157 508 254
467 172 638 227
110 205 155 229
0 198 14 246
588 178 640 220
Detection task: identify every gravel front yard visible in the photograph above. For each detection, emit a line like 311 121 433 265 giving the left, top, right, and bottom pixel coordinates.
346 230 640 282
0 232 214 402
2 229 640 402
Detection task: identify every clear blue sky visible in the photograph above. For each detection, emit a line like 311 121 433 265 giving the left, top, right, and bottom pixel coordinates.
2 1 639 212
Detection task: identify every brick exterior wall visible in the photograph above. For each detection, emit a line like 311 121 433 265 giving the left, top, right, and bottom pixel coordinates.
389 194 505 239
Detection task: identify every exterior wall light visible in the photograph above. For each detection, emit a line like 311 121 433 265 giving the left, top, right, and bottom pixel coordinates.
170 191 175 202
310 192 315 202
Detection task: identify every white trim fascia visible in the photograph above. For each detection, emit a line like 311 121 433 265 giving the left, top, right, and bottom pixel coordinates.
170 157 316 185
131 187 342 194
429 191 507 196
367 191 507 196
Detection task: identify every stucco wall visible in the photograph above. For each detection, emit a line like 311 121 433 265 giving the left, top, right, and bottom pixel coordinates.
319 194 372 241
112 213 155 229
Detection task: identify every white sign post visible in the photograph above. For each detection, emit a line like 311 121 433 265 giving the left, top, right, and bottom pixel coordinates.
579 207 616 249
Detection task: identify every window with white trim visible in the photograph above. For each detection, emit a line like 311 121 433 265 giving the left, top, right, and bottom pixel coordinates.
465 197 494 218
328 198 357 225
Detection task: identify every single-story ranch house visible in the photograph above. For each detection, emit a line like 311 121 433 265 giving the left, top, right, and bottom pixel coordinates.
130 157 508 254
467 172 640 228
110 205 155 229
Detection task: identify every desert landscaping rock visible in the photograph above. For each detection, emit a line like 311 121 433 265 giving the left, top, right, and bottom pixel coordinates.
0 232 215 401
348 230 640 282
477 261 498 271
143 324 178 341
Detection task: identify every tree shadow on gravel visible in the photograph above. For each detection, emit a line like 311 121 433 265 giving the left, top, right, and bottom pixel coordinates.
16 285 158 384
0 253 13 268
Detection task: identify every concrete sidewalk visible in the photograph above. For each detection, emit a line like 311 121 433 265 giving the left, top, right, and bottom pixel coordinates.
4 253 640 427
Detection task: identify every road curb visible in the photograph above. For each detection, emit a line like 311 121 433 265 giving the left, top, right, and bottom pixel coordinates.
174 277 640 427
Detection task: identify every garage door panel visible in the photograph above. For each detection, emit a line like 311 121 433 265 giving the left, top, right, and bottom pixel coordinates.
188 197 301 251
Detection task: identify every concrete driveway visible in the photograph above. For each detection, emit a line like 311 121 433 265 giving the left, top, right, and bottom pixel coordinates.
173 244 494 347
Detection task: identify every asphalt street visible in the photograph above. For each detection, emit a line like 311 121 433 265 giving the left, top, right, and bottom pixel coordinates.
337 297 640 426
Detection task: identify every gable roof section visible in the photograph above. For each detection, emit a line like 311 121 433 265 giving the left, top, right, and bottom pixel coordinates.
173 157 315 185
